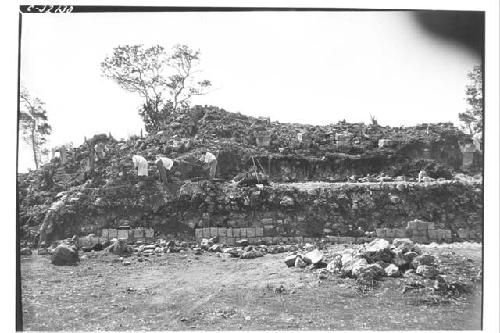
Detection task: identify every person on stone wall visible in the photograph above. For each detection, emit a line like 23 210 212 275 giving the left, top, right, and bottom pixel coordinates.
132 154 149 177
200 150 218 179
155 155 174 184
418 170 427 182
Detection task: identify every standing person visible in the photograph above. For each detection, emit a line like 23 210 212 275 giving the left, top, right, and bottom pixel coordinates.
132 155 149 177
155 155 174 184
200 150 218 179
418 170 427 183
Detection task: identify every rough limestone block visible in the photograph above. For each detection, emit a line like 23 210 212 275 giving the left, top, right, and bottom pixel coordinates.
385 229 395 238
117 229 129 240
255 227 264 237
101 229 109 238
233 228 241 238
282 237 289 243
226 237 235 246
427 222 435 230
272 237 280 245
412 230 428 237
202 228 210 238
226 228 233 238
195 229 203 239
248 237 256 244
219 237 227 245
210 227 218 238
247 228 256 238
304 238 313 243
108 229 118 239
218 228 227 237
240 228 247 238
134 229 145 239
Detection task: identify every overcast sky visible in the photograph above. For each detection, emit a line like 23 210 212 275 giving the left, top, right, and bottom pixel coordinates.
19 10 480 171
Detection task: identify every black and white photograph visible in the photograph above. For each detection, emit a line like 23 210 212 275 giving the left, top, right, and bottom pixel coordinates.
6 1 499 331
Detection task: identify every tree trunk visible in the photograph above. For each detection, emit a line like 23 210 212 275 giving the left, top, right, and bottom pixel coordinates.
31 123 39 170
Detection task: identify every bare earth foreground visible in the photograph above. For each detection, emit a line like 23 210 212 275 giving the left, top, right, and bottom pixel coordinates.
21 242 482 331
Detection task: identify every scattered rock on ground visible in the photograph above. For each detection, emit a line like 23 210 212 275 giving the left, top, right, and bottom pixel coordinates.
385 263 400 277
51 244 79 266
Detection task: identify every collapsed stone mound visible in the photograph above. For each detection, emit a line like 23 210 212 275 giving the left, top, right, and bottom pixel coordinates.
17 106 482 248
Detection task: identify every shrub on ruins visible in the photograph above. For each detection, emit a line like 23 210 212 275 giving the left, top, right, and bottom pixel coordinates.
458 65 483 149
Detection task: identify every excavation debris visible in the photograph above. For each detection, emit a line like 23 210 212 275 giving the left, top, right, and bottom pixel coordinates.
282 238 453 287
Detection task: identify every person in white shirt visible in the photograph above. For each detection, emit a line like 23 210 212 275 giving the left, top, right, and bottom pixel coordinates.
132 155 148 177
155 156 174 183
418 170 427 183
200 151 217 179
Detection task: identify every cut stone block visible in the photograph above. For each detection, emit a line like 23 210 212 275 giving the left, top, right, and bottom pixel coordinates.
202 228 210 238
457 229 468 239
101 229 109 238
145 228 154 238
376 228 386 237
255 227 264 237
219 237 227 245
134 229 144 239
78 237 89 247
240 228 247 238
261 218 274 225
444 230 452 239
108 229 118 238
247 228 256 238
226 228 233 238
233 228 241 238
226 237 235 246
195 229 203 239
218 228 227 237
263 237 273 244
117 229 129 240
210 227 218 238
428 229 438 239
394 229 407 238
427 222 435 230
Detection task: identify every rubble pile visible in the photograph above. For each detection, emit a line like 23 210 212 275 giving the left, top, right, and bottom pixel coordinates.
283 238 463 291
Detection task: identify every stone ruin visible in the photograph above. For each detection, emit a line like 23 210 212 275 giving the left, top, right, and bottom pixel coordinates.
17 105 483 257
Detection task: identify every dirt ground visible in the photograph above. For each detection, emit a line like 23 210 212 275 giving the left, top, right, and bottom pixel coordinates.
20 242 482 331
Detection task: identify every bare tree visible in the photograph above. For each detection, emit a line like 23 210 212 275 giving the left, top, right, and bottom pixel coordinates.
101 44 212 131
19 87 52 170
166 44 212 111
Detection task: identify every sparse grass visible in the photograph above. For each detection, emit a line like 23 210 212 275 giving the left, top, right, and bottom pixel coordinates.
20 243 482 331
